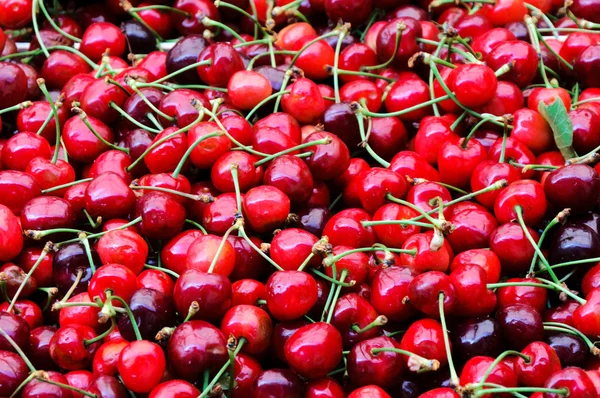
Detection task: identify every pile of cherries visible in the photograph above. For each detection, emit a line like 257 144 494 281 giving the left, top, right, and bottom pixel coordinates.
1 0 600 396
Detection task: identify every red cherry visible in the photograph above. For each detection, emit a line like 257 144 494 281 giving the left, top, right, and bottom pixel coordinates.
173 269 232 322
186 234 236 276
347 336 405 388
385 77 432 122
323 208 376 248
516 341 561 387
88 263 138 304
544 367 596 398
0 204 23 262
490 222 539 275
265 270 318 321
400 318 449 366
49 324 100 370
370 266 417 322
242 185 290 233
494 180 547 226
80 22 126 62
282 78 326 124
400 231 454 273
450 264 497 317
97 230 148 275
118 340 166 393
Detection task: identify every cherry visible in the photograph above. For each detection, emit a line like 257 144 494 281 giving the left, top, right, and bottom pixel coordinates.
53 243 99 296
545 165 600 216
574 44 600 89
265 270 318 321
459 356 518 395
570 109 600 155
487 40 538 88
371 266 417 322
165 35 208 84
408 271 456 318
167 320 229 381
494 180 547 226
118 288 175 342
451 64 498 108
281 78 326 125
173 269 231 321
390 151 441 182
515 341 561 387
49 324 100 370
1 300 43 329
447 205 499 254
220 304 272 355
347 336 404 388
65 370 94 398
376 17 422 68
528 87 572 112
477 81 525 117
149 380 200 398
263 155 314 204
371 203 420 248
0 350 29 397
59 292 101 333
135 192 186 240
511 108 554 155
451 317 503 361
497 304 544 350
92 339 128 376
323 208 376 248
186 234 236 276
28 325 57 370
0 311 30 352
284 322 343 379
252 368 305 398
295 206 332 237
385 77 432 122
117 340 166 393
0 205 23 262
497 278 548 314
197 43 245 87
270 228 319 271
331 293 382 349
212 151 259 193
450 264 497 317
243 185 291 233
0 62 27 109
96 230 147 275
400 231 454 273
549 224 600 266
21 371 72 398
438 138 488 189
79 22 126 62
544 367 596 398
471 161 521 209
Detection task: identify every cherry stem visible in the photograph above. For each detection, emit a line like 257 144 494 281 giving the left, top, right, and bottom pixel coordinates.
130 185 212 202
238 226 285 271
202 17 247 43
543 322 599 355
245 90 291 121
429 37 448 117
152 59 212 84
462 117 493 149
9 371 42 398
509 160 559 171
228 165 244 215
474 387 568 397
529 210 568 276
324 246 415 268
358 94 451 119
7 243 51 312
385 194 446 227
478 350 530 388
0 101 33 116
439 292 459 386
125 79 174 122
362 219 436 229
525 15 551 89
56 216 143 247
208 221 241 273
215 0 264 38
198 338 246 398
355 106 390 168
296 253 315 272
247 50 296 70
514 206 561 284
83 209 102 229
60 268 85 304
36 376 98 397
31 0 50 57
0 326 37 372
351 315 388 333
37 0 81 42
184 301 200 322
325 269 348 324
371 347 440 372
109 295 142 340
108 104 147 131
37 79 63 164
71 108 130 154
332 25 350 103
311 268 355 287
254 137 329 166
131 4 190 16
321 263 337 322
171 132 223 178
126 108 204 172
84 318 115 347
144 263 179 278
536 32 572 70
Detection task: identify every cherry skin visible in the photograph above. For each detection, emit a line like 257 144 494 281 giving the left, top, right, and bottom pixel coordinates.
243 185 291 233
49 324 100 370
451 317 503 362
303 131 351 181
323 208 376 248
460 356 518 396
544 165 600 215
167 320 229 381
385 77 432 122
408 271 456 318
282 78 326 124
118 288 175 342
347 336 405 388
450 264 497 317
511 108 554 155
93 339 128 376
87 375 129 398
0 62 27 109
450 64 498 108
252 368 305 398
372 203 420 249
186 234 236 277
400 318 449 366
348 385 391 398
21 371 72 398
270 228 319 271
80 22 126 62
331 293 382 349
486 40 538 88
497 277 548 314
515 341 561 387
544 367 596 398
220 304 272 355
494 179 547 226
62 114 114 163
118 340 166 393
96 230 148 275
197 43 245 87
414 116 459 166
284 322 343 379
135 192 186 240
173 269 232 322
471 160 521 209
400 231 454 273
389 151 441 182
371 266 418 322
355 168 407 213
0 350 29 397
490 222 539 275
438 138 488 189
265 271 318 321
0 205 23 262
263 155 314 204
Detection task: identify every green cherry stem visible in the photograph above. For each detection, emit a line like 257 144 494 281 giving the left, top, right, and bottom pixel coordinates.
72 108 130 154
41 178 93 194
109 295 143 340
439 291 459 386
355 104 390 168
351 315 387 333
36 376 98 397
245 90 291 121
83 318 116 347
79 233 98 273
125 79 174 121
514 206 561 284
370 346 440 372
478 350 530 387
0 101 33 115
529 209 569 276
321 263 337 322
31 0 50 57
56 216 143 247
7 243 51 312
59 268 85 304
474 387 568 397
325 269 348 324
171 132 223 179
152 59 212 84
332 25 349 103
198 338 246 398
38 0 81 41
254 137 330 166
37 79 63 164
0 327 36 371
311 268 355 287
238 226 285 271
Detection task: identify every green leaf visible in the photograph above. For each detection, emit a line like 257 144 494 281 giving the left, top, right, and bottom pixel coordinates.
538 98 576 160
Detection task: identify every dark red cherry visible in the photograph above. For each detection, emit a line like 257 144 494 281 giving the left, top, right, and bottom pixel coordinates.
168 320 228 381
0 311 30 353
135 192 186 240
53 243 99 296
451 317 503 361
486 40 538 88
173 269 232 322
496 304 544 350
0 62 27 109
347 336 404 388
252 368 305 398
544 165 600 215
87 375 128 398
49 324 99 370
0 350 29 397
